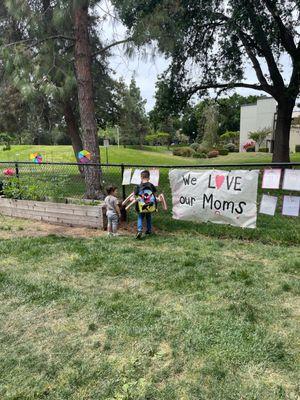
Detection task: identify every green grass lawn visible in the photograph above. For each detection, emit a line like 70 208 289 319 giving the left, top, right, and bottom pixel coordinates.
1 144 300 164
0 145 197 165
0 147 299 398
0 223 299 399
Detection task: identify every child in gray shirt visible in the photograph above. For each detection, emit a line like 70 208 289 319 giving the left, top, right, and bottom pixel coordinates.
104 186 121 236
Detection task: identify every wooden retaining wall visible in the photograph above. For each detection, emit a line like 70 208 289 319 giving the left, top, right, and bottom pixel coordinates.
0 198 105 229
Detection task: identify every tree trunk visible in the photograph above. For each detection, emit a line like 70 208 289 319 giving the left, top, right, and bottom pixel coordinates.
63 100 84 173
74 2 102 199
139 126 143 149
272 99 295 163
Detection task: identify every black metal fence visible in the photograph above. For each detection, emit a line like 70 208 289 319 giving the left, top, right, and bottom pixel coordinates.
0 161 299 205
0 159 298 226
1 161 299 243
0 162 125 202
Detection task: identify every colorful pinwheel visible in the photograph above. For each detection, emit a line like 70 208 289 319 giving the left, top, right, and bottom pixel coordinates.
30 152 43 164
78 150 91 163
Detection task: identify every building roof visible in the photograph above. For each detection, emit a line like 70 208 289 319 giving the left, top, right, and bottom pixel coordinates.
241 96 275 108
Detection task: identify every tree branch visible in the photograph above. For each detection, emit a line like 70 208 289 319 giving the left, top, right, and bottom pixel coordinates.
3 35 75 49
91 37 133 57
187 82 265 97
263 0 298 58
235 29 270 90
215 8 285 90
245 2 285 89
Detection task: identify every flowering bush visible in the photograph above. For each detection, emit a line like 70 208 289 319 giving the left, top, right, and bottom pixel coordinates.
208 150 219 158
3 168 15 176
243 140 256 151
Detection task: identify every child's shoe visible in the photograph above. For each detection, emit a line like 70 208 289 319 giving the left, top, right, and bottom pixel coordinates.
136 231 142 239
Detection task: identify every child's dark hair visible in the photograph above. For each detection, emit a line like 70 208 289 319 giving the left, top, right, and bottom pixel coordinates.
106 185 117 195
141 170 150 179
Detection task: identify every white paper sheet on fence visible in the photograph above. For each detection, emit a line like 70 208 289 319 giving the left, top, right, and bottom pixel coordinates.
150 169 160 186
282 195 300 216
169 169 259 229
259 194 277 216
282 169 300 191
131 169 143 185
122 168 132 185
262 169 281 189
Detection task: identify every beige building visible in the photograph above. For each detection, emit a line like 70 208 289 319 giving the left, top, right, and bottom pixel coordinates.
239 97 300 152
290 111 300 152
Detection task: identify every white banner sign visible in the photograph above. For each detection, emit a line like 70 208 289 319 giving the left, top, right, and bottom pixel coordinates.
131 169 143 185
122 168 132 185
262 169 281 189
282 195 300 217
150 168 160 186
282 169 300 191
259 194 278 216
130 168 160 186
169 169 259 229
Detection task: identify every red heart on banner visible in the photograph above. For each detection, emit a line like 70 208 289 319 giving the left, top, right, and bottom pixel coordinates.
215 175 225 189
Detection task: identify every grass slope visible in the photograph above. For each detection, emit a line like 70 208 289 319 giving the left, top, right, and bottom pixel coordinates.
1 145 300 164
0 230 299 399
0 145 196 165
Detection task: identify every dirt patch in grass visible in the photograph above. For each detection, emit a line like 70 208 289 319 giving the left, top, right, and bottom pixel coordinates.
0 216 135 239
0 216 165 239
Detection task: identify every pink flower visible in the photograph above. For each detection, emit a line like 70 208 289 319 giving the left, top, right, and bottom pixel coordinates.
243 140 256 150
3 168 15 176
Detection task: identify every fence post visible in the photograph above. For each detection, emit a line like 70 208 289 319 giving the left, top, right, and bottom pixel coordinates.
15 161 20 198
120 163 127 221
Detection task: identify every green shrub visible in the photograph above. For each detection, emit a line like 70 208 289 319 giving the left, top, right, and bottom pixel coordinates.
2 178 21 199
208 150 219 158
3 177 46 201
3 144 11 151
219 149 229 156
192 152 208 158
190 142 201 151
258 148 269 153
246 146 255 152
223 143 236 152
220 131 239 143
199 145 209 154
173 147 195 157
190 143 209 154
295 145 300 153
145 131 170 145
2 174 68 202
172 148 182 156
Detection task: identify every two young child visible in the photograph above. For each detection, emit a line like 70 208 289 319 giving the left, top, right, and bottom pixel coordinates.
104 169 157 238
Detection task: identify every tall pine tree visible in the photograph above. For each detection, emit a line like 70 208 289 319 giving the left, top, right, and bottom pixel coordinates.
119 78 149 147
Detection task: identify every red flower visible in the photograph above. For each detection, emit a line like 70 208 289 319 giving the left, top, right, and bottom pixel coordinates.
243 140 256 150
3 168 15 176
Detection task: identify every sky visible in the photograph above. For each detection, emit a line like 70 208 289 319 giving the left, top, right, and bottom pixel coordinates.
95 1 296 112
95 1 170 111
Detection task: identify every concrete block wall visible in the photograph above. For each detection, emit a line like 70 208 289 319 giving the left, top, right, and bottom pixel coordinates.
0 198 105 229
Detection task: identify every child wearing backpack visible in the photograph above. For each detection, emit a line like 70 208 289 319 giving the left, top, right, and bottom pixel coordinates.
134 170 157 239
105 186 121 236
